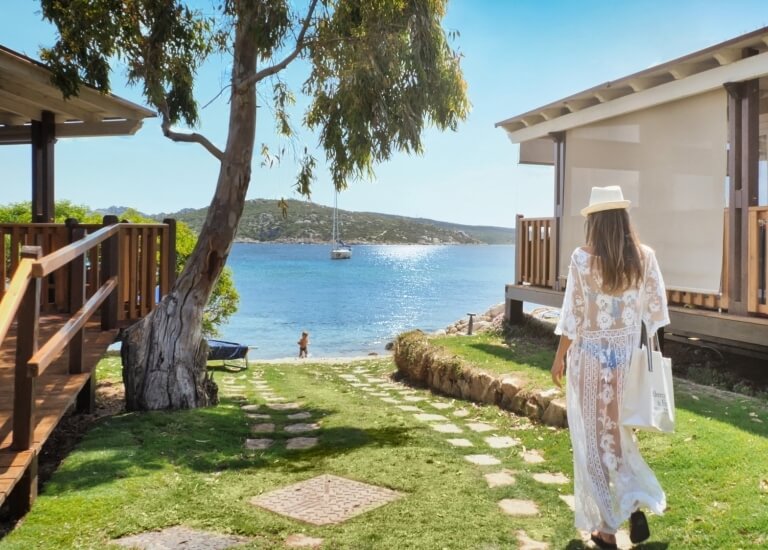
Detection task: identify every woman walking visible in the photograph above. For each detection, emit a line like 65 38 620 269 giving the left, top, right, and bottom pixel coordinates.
551 186 670 548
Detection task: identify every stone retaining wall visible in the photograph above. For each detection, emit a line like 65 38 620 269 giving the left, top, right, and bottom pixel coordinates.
393 330 567 428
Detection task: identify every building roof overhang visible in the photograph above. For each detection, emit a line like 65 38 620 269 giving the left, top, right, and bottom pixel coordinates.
496 26 768 144
0 45 155 145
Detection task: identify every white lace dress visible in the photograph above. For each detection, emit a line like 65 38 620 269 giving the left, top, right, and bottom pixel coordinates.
555 245 670 534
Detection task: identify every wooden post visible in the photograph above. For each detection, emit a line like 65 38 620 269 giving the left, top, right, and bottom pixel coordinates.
550 131 566 291
163 218 178 289
31 111 55 223
101 215 119 330
515 214 523 285
12 246 42 452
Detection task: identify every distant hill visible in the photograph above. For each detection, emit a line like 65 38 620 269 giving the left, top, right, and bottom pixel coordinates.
150 199 514 245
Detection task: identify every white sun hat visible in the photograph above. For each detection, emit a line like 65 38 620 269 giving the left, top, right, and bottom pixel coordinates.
580 185 631 217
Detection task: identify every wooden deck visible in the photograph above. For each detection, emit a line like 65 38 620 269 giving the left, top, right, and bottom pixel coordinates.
0 314 116 510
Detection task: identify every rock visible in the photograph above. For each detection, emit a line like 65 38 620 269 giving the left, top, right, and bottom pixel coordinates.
510 393 529 414
525 400 542 420
533 388 562 410
500 376 523 409
385 341 394 351
488 303 505 317
541 399 568 428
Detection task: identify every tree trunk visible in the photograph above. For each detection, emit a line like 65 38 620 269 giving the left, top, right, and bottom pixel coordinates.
121 12 259 410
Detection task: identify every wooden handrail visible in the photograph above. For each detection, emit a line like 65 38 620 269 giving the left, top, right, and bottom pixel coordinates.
0 259 33 345
27 277 118 377
31 223 121 278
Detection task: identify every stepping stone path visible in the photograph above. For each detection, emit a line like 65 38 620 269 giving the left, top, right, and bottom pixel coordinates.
485 471 516 488
114 526 249 549
559 495 576 511
522 449 546 464
287 411 312 420
532 472 569 485
484 436 520 449
286 437 319 450
464 454 501 466
246 413 271 420
466 422 495 433
446 438 474 447
380 397 400 404
430 402 452 410
498 498 539 516
251 423 275 434
396 405 422 412
414 413 448 422
403 396 425 402
452 409 470 417
245 438 273 450
267 402 301 410
241 404 261 412
285 423 321 433
431 423 462 434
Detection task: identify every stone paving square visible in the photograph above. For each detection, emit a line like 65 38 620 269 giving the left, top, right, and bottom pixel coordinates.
285 534 324 548
285 422 321 433
402 396 425 402
484 436 520 449
522 450 545 464
246 413 272 420
251 474 403 525
516 530 549 549
285 437 319 450
532 472 569 485
414 413 448 422
287 412 312 420
464 454 501 466
446 438 473 447
396 405 422 412
466 422 495 433
370 392 390 397
430 402 452 410
452 409 470 417
380 397 401 404
485 471 516 488
114 526 249 549
559 495 576 511
241 404 261 412
245 438 274 450
267 402 302 410
265 396 288 402
498 498 539 516
431 423 462 434
251 423 275 434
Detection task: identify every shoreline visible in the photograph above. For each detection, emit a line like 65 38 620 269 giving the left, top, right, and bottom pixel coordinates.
248 354 391 364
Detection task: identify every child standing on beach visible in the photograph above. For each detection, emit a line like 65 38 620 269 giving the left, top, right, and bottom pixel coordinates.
298 331 309 358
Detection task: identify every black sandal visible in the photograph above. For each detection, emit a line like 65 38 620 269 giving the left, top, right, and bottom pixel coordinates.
590 532 618 549
630 510 650 543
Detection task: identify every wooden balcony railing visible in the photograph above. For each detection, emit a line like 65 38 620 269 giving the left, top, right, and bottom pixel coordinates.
748 206 768 315
515 215 557 288
1 218 176 324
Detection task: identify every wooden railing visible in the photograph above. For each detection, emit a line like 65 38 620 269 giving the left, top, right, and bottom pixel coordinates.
515 215 557 288
748 206 768 315
1 218 176 324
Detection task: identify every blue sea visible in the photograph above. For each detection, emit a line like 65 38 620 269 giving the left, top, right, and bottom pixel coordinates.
220 243 514 359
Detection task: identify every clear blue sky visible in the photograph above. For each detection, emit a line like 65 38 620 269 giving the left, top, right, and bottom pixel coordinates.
1 1 766 227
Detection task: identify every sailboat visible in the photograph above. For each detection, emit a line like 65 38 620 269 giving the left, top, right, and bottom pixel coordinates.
330 191 352 260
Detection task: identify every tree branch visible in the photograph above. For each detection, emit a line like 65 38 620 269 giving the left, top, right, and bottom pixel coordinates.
237 0 320 89
160 108 224 162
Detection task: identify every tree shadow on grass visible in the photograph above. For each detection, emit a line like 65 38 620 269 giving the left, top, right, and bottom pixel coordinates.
39 402 415 495
467 342 553 375
564 539 669 549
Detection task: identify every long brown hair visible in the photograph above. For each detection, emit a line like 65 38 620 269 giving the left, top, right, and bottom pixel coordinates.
585 209 644 293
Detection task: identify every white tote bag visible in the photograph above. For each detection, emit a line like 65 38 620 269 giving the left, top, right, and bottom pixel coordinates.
621 324 675 433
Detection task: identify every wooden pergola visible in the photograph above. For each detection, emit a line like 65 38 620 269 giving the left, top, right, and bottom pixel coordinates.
0 44 155 221
0 45 173 519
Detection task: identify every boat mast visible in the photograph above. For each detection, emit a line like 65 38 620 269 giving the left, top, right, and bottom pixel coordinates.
332 191 338 244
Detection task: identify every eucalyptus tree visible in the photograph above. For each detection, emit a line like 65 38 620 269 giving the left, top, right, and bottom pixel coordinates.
40 0 469 410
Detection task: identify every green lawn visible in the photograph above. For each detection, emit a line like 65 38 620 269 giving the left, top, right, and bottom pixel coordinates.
1 351 767 549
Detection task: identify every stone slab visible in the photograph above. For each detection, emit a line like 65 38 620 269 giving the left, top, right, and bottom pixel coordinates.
414 413 448 422
240 404 261 412
430 402 453 410
380 397 401 404
267 402 301 410
396 405 422 412
452 409 470 418
498 498 539 516
286 437 319 450
446 438 473 448
485 471 516 488
245 438 273 450
522 450 545 464
484 436 520 449
431 423 462 434
114 526 249 549
466 422 495 433
285 423 321 433
532 472 569 485
287 412 312 420
464 454 501 466
516 530 549 550
402 396 425 402
251 423 275 434
251 474 403 525
246 413 272 420
559 495 576 511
